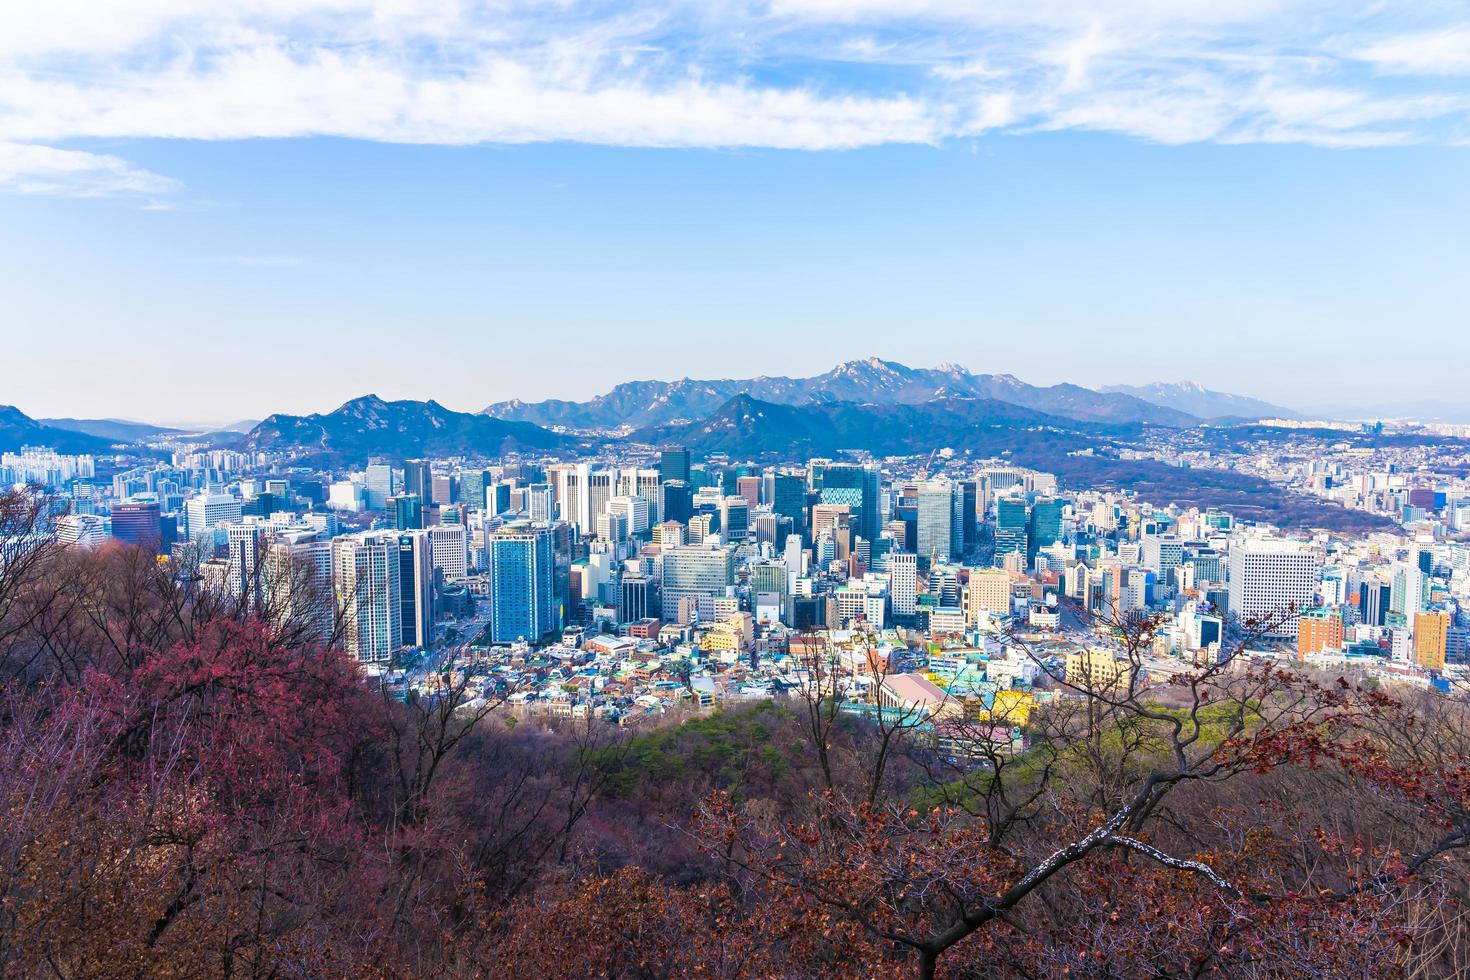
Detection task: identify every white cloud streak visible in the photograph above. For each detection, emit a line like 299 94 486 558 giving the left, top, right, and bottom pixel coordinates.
0 1 1466 199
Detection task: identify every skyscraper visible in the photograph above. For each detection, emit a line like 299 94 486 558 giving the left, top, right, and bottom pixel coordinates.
812 462 881 546
915 479 958 562
1228 539 1321 638
994 497 1027 565
660 447 691 484
333 531 401 663
396 531 435 650
660 545 734 623
111 500 163 553
487 523 556 644
1027 498 1064 568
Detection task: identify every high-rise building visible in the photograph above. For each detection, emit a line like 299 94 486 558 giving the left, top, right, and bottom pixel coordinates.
660 447 691 484
427 524 469 582
915 479 959 562
487 523 556 644
888 552 918 618
735 476 761 509
57 514 106 549
660 545 734 623
363 461 395 510
994 497 1027 565
659 480 694 525
265 530 335 643
769 472 806 538
186 492 242 540
395 531 435 650
458 469 490 512
390 493 424 530
718 496 750 543
430 474 458 507
111 500 163 553
1228 539 1321 638
1297 607 1344 658
1027 498 1064 567
403 460 432 506
1414 611 1449 671
607 495 651 539
333 531 401 663
967 568 1011 622
811 462 881 546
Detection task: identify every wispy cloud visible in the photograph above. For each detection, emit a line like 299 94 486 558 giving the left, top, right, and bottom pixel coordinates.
0 1 1466 198
0 140 178 199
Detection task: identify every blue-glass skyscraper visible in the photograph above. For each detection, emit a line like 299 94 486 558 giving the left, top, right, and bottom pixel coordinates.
487 523 555 644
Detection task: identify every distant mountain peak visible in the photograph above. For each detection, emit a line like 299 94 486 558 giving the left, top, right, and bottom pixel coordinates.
1099 382 1299 421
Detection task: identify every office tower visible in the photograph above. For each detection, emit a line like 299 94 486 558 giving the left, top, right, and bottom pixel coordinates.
660 545 735 623
225 522 265 610
403 460 432 506
888 552 918 617
554 463 591 531
994 497 1027 565
431 474 458 507
811 503 852 541
265 530 335 643
607 495 651 538
718 496 750 543
1297 607 1344 658
687 514 714 542
364 460 396 510
56 514 106 549
458 469 490 512
915 479 958 563
967 568 1011 622
587 470 617 533
769 472 806 538
111 500 163 553
428 523 469 582
1414 611 1449 671
329 481 364 512
653 521 685 547
1140 533 1183 577
660 447 691 484
659 480 694 525
1027 498 1064 567
736 476 761 509
960 480 979 553
1228 539 1321 637
186 492 242 540
526 483 554 523
618 575 656 623
395 531 435 650
489 481 512 515
487 523 556 644
390 493 424 531
811 462 881 546
1359 577 1391 627
333 532 401 663
1390 562 1424 620
596 511 628 545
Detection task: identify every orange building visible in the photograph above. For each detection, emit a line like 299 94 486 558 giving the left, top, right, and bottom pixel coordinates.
1297 607 1344 659
1414 612 1449 671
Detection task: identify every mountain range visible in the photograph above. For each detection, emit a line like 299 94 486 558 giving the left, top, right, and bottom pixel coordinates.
1098 382 1300 421
0 407 117 455
241 395 573 459
484 358 1203 430
631 393 1115 459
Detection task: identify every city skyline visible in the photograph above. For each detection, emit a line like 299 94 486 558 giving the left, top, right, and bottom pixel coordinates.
1 2 1469 420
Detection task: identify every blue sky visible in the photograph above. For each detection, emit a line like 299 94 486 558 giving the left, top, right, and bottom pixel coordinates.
0 1 1468 422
